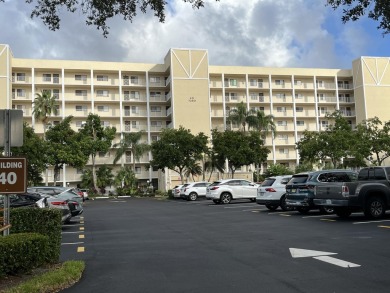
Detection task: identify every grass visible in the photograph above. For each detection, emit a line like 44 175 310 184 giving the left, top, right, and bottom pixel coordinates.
2 260 85 293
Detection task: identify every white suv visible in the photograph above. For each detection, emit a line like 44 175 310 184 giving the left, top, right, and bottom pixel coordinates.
256 175 292 211
180 182 210 201
206 179 259 204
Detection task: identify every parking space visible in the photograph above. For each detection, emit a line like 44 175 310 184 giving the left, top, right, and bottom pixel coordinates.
60 215 86 261
168 197 390 229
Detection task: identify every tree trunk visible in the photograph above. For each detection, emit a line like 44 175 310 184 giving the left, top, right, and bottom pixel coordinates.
91 154 98 192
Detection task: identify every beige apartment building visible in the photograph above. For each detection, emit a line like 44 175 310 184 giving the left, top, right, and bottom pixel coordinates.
1 44 390 190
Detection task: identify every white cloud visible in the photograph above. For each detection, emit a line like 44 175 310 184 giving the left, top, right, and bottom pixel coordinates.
0 0 383 69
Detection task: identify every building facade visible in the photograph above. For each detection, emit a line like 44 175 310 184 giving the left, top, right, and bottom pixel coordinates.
1 44 390 190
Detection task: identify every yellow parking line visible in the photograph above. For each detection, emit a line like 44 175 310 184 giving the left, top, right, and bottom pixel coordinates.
251 210 260 213
80 221 84 224
77 247 85 253
279 214 291 217
321 219 336 222
79 227 84 231
80 216 84 220
79 234 85 239
378 225 390 229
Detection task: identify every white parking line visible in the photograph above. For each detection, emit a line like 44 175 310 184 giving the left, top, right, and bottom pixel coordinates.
62 231 83 234
61 242 84 245
243 208 266 211
268 211 296 215
224 205 257 209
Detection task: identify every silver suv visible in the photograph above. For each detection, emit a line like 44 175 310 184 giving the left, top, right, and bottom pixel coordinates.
206 179 259 204
256 175 293 211
180 182 210 201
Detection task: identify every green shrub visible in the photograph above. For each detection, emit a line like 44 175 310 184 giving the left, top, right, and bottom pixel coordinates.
0 233 49 277
10 208 62 263
167 189 173 198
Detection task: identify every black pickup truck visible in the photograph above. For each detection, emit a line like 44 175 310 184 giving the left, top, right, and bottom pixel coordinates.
313 166 390 219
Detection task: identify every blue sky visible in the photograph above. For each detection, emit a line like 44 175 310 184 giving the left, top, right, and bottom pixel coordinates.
0 0 389 69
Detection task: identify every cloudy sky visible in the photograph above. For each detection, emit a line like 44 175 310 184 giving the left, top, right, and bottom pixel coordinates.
1 0 389 69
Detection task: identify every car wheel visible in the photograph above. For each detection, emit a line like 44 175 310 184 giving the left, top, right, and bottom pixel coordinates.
188 192 198 201
335 208 351 218
319 206 334 214
212 199 220 204
297 207 310 214
220 193 232 204
280 195 294 211
364 197 385 219
265 204 278 211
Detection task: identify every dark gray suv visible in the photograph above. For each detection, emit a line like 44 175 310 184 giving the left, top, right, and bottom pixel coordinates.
285 169 358 214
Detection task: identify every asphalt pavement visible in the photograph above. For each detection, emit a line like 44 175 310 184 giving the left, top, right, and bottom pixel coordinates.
61 197 390 293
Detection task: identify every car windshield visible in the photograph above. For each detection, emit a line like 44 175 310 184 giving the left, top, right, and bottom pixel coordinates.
287 175 309 184
261 178 276 187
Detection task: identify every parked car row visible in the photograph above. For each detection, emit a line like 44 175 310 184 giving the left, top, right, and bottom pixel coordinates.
174 169 367 218
1 186 87 224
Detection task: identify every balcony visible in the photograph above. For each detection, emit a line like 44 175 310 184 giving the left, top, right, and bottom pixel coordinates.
150 94 167 102
341 110 356 117
317 96 337 103
122 78 146 87
123 94 147 102
339 97 355 103
123 109 147 117
316 82 336 90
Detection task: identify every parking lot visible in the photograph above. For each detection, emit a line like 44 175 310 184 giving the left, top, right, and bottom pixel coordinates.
61 197 390 293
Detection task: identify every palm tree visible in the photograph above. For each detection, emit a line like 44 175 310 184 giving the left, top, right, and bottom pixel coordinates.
227 102 256 132
184 162 202 182
113 131 150 173
32 90 58 185
204 151 225 181
32 90 58 140
249 110 276 139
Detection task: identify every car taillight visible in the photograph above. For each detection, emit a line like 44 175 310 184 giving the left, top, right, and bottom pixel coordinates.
51 201 68 206
210 186 219 190
265 188 276 192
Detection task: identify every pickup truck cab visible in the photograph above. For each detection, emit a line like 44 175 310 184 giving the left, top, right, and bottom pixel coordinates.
285 170 357 214
314 166 390 219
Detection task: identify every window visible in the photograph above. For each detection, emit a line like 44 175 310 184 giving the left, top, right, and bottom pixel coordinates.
230 93 238 100
75 90 87 96
150 91 161 98
97 105 109 112
229 79 237 86
131 76 138 84
319 107 328 114
75 105 87 112
131 106 139 114
53 89 60 99
151 121 162 127
278 135 288 140
279 148 289 154
275 79 285 85
294 80 302 86
277 121 287 126
123 91 130 100
151 106 161 112
97 75 108 81
296 120 305 126
295 107 304 112
134 167 141 174
16 73 26 81
101 121 110 128
276 93 286 99
97 90 109 97
317 80 324 87
317 93 326 100
151 135 160 141
150 76 161 83
76 121 86 127
295 93 303 99
131 91 140 99
76 169 84 174
321 120 328 128
75 74 87 81
250 93 258 100
131 121 139 129
16 89 26 97
43 74 51 82
277 107 286 112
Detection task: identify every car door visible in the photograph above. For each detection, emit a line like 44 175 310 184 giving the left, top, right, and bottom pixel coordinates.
195 183 208 196
227 180 242 198
240 180 257 198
